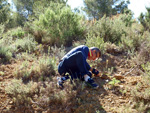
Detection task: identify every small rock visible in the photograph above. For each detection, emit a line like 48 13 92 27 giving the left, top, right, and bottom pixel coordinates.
114 75 124 80
119 85 124 88
105 79 109 82
0 77 3 81
101 74 109 79
120 101 125 104
111 101 115 104
9 101 13 104
108 98 112 102
131 81 137 85
119 97 124 99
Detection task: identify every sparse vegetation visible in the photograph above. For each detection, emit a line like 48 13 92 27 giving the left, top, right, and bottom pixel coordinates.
14 55 56 83
1 0 150 113
108 78 120 89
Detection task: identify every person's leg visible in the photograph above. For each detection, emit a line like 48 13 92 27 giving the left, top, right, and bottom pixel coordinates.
65 51 89 78
57 74 70 88
57 60 69 88
65 52 99 89
73 53 98 88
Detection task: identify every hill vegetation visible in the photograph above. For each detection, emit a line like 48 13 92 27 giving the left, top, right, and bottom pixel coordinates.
1 0 150 112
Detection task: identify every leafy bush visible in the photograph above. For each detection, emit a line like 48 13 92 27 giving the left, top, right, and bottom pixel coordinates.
11 27 25 38
130 75 150 113
31 3 85 46
116 21 147 55
0 46 12 63
50 45 65 61
9 35 37 53
120 32 142 52
15 55 56 82
118 11 135 27
0 24 5 34
0 34 37 63
133 33 150 66
0 36 13 62
88 15 128 45
4 27 25 38
5 79 38 108
131 22 144 34
86 33 106 54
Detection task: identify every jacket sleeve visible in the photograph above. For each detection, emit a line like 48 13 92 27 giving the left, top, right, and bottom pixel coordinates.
86 61 91 71
82 45 91 71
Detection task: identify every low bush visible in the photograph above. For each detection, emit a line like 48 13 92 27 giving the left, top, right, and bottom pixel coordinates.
9 34 37 53
29 3 85 46
86 33 106 54
131 75 150 113
87 15 128 45
120 31 143 53
0 24 5 34
50 45 65 61
1 32 37 61
11 27 25 38
5 79 38 108
15 55 56 82
133 33 150 66
0 46 12 63
3 27 25 39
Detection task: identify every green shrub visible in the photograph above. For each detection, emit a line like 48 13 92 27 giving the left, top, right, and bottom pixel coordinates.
131 22 144 34
118 11 135 27
133 33 150 66
0 24 5 34
130 75 150 113
15 55 56 82
0 34 37 62
11 27 25 38
138 7 150 31
117 21 147 55
120 32 142 52
32 3 85 46
88 15 128 45
5 79 38 107
109 78 120 87
0 36 13 62
4 27 25 39
38 55 56 76
0 46 12 63
86 33 106 54
50 45 65 61
9 34 37 53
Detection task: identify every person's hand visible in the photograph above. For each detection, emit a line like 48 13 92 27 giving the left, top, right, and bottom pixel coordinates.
95 72 101 77
92 69 99 76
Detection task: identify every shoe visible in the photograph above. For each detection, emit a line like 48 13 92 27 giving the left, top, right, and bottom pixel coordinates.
86 78 99 89
57 77 64 88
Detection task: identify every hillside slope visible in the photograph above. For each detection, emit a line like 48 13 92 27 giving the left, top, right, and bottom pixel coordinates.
0 51 146 113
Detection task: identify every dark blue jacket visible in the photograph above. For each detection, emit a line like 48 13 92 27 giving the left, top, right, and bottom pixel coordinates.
58 45 91 77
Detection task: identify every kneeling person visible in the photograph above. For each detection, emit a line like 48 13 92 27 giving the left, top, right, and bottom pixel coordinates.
57 45 101 89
